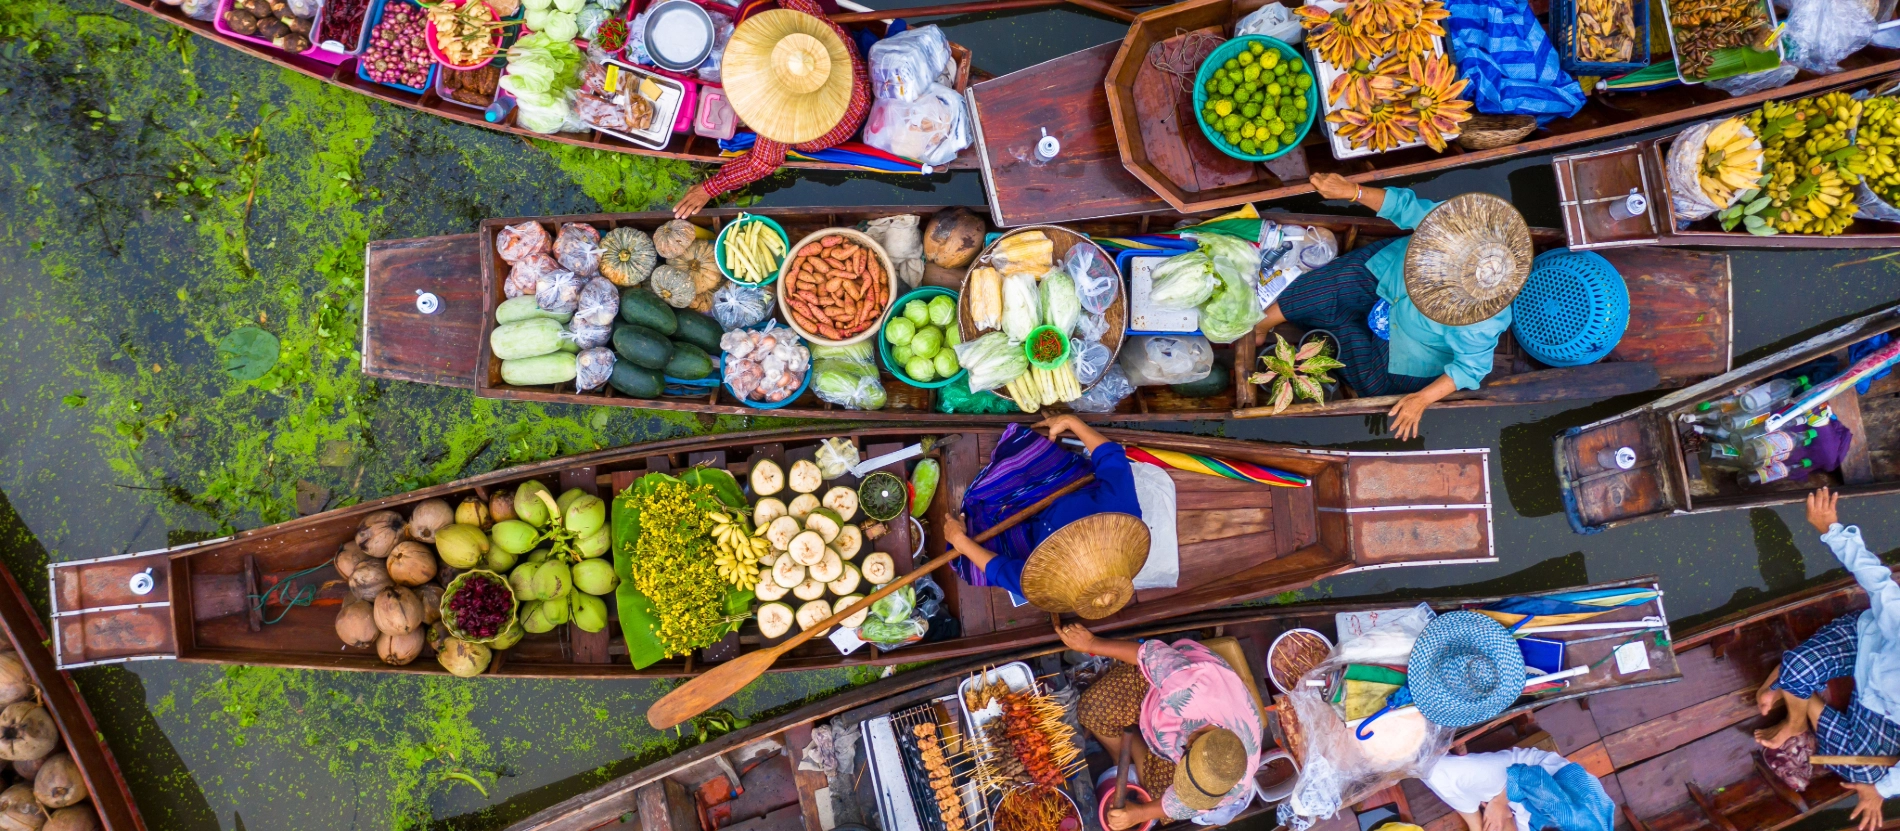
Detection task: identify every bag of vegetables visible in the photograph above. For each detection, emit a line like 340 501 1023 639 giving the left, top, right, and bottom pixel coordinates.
811 343 888 410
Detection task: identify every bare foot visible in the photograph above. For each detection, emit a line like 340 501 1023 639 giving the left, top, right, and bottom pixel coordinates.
1754 717 1806 749
1758 666 1784 716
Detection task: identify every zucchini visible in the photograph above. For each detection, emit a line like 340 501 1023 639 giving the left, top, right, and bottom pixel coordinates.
618 288 678 335
663 341 716 380
788 460 824 493
822 487 859 522
836 594 869 628
828 562 862 596
497 295 573 325
835 525 863 559
501 353 577 386
750 459 785 496
757 601 795 639
612 324 675 370
672 310 725 355
607 361 664 398
792 578 828 602
491 318 566 360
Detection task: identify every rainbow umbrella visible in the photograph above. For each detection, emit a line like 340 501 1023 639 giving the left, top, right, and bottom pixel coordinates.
1474 588 1659 631
1122 445 1309 487
1766 337 1900 433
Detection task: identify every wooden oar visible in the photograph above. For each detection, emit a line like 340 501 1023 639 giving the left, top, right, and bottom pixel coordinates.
1232 362 1662 418
646 475 1097 729
1113 725 1137 809
830 0 1140 23
1813 755 1900 766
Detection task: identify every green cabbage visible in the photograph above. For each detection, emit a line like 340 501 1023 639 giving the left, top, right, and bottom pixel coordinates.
953 331 1027 392
1040 269 1081 338
812 341 877 364
1190 232 1265 344
1147 251 1215 309
813 359 886 409
870 586 917 624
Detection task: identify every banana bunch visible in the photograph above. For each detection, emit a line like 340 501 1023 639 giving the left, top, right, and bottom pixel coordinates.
1735 92 1868 236
1698 117 1763 207
1859 96 1900 204
707 512 769 590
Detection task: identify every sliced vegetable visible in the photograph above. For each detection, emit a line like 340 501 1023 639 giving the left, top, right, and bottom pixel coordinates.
753 497 788 529
804 507 842 544
822 486 859 521
765 515 802 551
754 569 789 602
836 594 869 628
787 493 821 521
788 530 826 566
792 578 828 602
827 562 862 596
861 551 895 584
771 556 806 589
810 548 844 583
835 525 863 559
795 598 833 631
788 459 823 494
749 459 785 496
757 601 795 638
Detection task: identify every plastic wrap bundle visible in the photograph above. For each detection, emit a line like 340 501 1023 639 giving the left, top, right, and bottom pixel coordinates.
536 268 583 314
863 84 971 168
954 331 1029 392
867 25 951 102
1076 312 1110 345
1065 243 1119 315
1666 121 1729 222
575 347 616 391
1786 0 1871 74
697 12 735 82
556 223 603 277
566 319 613 349
865 215 925 289
181 0 217 21
1120 335 1214 386
1000 271 1041 342
573 276 620 327
1071 338 1112 386
506 254 563 299
1070 365 1135 413
712 282 777 330
722 324 810 403
496 221 552 263
811 343 889 410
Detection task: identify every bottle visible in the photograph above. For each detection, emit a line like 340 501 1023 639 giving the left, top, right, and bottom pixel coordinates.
1745 458 1814 485
1689 376 1812 430
485 95 517 124
1700 442 1749 470
1739 376 1810 412
1689 423 1733 441
1740 428 1820 467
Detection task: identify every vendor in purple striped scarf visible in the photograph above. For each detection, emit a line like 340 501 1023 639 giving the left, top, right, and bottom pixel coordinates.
944 415 1142 599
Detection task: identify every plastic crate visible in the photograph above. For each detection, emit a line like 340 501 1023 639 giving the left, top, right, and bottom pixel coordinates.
1510 248 1630 367
1550 0 1649 77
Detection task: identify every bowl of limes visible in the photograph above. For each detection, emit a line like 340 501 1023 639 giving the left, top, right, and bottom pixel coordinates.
879 286 967 388
1193 36 1318 162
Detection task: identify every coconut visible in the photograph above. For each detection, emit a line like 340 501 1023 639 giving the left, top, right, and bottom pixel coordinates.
385 542 438 587
10 758 40 781
406 499 454 543
519 601 554 634
334 600 378 648
348 559 393 601
488 491 517 524
508 562 540 602
377 628 424 666
41 806 97 831
0 705 55 762
373 586 424 635
924 207 986 268
433 524 490 570
455 497 490 529
436 638 493 677
514 481 553 528
490 621 525 650
0 654 28 711
488 520 539 556
0 783 44 831
563 494 606 537
484 547 518 574
355 510 405 558
418 584 443 625
572 559 618 596
570 593 608 633
31 755 84 809
574 524 610 559
333 541 370 582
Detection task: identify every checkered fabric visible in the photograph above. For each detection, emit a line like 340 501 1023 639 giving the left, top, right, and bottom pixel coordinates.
1815 696 1900 783
1274 237 1436 398
1775 613 1862 699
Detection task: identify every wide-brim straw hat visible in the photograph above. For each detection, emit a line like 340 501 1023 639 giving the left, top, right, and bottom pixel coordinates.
1403 193 1535 326
1173 728 1247 811
1407 611 1525 728
721 9 855 145
1020 512 1149 620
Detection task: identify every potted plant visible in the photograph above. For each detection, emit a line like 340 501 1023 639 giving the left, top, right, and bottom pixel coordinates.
1249 333 1345 414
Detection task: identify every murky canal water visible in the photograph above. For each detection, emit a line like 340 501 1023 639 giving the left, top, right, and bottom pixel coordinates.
3 0 1900 827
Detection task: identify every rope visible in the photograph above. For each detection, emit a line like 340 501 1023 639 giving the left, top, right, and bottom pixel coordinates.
249 562 334 625
1146 29 1227 109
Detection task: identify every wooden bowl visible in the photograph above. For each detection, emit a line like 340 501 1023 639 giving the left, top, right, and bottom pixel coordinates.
776 227 897 347
957 225 1127 406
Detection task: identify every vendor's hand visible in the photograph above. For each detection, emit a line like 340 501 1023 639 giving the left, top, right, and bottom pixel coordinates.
1105 809 1139 830
1105 802 1163 831
1036 414 1087 444
1057 622 1098 654
1311 173 1360 202
672 184 713 219
943 515 970 546
1386 392 1431 441
1807 486 1841 534
1850 782 1885 831
1481 793 1511 831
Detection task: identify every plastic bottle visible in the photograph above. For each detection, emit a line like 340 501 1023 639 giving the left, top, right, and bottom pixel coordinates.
1739 376 1809 412
485 95 517 124
1744 458 1814 485
1700 442 1748 470
1689 376 1812 429
1740 428 1820 467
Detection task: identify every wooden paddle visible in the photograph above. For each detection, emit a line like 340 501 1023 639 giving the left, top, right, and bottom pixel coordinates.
1813 755 1900 766
1113 725 1138 809
1232 362 1663 418
645 475 1097 729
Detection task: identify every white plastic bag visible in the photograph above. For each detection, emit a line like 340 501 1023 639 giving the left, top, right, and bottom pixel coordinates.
698 12 735 82
1236 1 1302 43
575 347 616 391
1666 121 1728 222
1129 461 1179 590
712 283 775 330
1707 38 1800 96
1787 0 1872 73
1000 271 1041 343
865 215 925 289
1120 335 1214 386
862 83 971 168
868 25 951 102
1071 339 1112 386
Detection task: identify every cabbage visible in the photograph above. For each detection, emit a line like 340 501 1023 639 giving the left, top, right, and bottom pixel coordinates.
553 0 585 13
522 0 551 10
1190 232 1265 344
812 359 886 409
1039 269 1081 338
953 331 1028 392
858 617 927 645
812 342 876 363
1147 251 1215 309
517 103 570 133
870 586 917 624
540 13 580 43
1000 271 1040 343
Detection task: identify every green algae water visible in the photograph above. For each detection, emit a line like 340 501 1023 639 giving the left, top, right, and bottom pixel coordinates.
4 0 1900 826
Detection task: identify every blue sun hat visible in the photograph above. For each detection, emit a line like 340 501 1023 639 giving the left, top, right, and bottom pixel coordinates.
1407 611 1525 728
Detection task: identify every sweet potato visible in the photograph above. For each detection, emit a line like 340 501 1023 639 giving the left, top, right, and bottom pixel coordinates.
821 235 842 248
799 243 820 257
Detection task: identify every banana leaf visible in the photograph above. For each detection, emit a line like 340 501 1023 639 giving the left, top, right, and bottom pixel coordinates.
681 466 746 511
1695 44 1783 83
612 473 676 669
1603 60 1684 90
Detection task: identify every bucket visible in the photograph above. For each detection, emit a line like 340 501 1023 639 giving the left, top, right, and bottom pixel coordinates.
1097 784 1155 831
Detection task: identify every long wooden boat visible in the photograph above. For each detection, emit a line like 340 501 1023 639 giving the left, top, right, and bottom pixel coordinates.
116 0 982 172
1557 300 1900 534
363 205 1732 422
0 563 146 831
501 576 1678 831
968 27 1900 226
49 424 1496 676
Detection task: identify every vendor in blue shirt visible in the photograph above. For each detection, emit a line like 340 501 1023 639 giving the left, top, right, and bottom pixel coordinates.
1253 173 1532 440
942 415 1141 599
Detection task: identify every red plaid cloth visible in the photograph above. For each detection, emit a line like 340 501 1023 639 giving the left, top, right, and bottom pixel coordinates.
701 0 871 198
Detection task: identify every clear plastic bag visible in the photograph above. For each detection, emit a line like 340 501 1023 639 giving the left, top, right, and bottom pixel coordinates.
865 215 925 289
1666 121 1726 222
1065 240 1119 315
1000 271 1041 342
1147 251 1217 310
862 83 970 168
577 4 612 40
1076 312 1110 345
1787 0 1871 74
697 11 734 82
575 347 616 391
625 10 653 65
1198 260 1265 344
506 254 563 299
285 0 319 18
868 25 951 102
1299 226 1339 268
815 437 861 479
1120 335 1214 386
574 276 620 327
955 331 1029 392
496 221 552 263
181 0 217 21
566 320 613 350
1071 338 1112 386
1236 0 1302 43
712 283 775 330
556 224 602 278
1707 37 1801 96
812 357 888 410
536 268 583 314
1070 365 1135 413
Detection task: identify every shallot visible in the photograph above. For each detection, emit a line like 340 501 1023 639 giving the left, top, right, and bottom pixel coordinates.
363 3 435 89
721 325 809 404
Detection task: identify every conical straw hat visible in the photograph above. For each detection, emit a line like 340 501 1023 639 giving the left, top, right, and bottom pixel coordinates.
1403 193 1534 326
721 9 855 145
1020 512 1149 620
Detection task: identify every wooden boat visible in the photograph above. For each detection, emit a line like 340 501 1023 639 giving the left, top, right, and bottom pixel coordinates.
966 7 1900 227
500 576 1678 831
363 205 1732 421
114 0 982 172
48 424 1496 676
1556 300 1900 534
0 562 146 831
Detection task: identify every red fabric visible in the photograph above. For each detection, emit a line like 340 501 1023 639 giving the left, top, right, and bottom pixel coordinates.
701 0 871 198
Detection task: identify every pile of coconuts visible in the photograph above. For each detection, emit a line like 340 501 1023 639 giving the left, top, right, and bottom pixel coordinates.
0 651 106 831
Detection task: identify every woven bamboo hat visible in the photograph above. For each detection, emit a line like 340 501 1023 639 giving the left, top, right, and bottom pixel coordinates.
721 9 855 145
1019 512 1149 620
1174 728 1247 811
1403 193 1534 326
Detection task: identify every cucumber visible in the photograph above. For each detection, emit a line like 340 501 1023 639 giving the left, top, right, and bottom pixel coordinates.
663 341 716 380
672 310 724 355
501 353 577 386
497 295 573 325
612 324 675 370
608 361 664 398
618 288 678 335
1170 353 1233 398
491 318 566 360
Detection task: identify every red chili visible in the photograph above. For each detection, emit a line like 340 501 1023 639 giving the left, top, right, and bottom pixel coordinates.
1031 329 1062 362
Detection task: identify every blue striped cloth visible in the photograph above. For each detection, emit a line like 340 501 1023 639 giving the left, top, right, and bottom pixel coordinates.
1445 0 1586 123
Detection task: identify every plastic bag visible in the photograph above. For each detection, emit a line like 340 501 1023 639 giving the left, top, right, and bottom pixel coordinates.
955 331 1029 392
1787 0 1871 74
573 276 620 327
1236 0 1302 43
1040 269 1082 338
536 268 583 314
496 221 552 263
1000 271 1041 342
1147 250 1216 310
1070 365 1135 413
506 254 562 299
575 347 616 391
181 0 217 21
565 319 613 350
577 4 612 40
812 345 887 410
935 376 1020 414
1300 226 1339 268
868 25 951 102
697 11 735 82
285 0 319 18
1666 120 1731 222
1071 338 1112 386
815 437 860 479
556 222 603 277
625 10 654 65
1707 37 1801 96
866 215 925 290
1075 312 1110 345
1120 335 1214 386
862 84 971 168
1198 257 1266 344
1065 243 1119 315
712 283 775 330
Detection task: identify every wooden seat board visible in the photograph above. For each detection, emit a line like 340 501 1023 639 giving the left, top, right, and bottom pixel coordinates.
1601 688 1756 770
1585 644 1758 736
361 234 484 389
1616 725 1761 822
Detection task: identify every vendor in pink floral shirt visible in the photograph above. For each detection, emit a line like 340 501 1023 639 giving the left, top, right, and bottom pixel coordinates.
1059 623 1263 829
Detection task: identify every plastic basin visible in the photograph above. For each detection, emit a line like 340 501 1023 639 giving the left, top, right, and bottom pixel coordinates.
1192 35 1317 162
715 214 790 287
425 0 501 70
722 323 813 409
356 0 440 94
877 286 967 389
1024 324 1070 370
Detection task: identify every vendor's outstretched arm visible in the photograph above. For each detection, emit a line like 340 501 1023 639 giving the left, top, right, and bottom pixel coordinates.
1387 374 1457 441
943 516 997 570
1809 487 1900 799
1057 623 1142 663
1038 414 1109 452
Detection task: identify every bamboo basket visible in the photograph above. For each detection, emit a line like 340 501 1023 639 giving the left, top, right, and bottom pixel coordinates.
1455 115 1539 150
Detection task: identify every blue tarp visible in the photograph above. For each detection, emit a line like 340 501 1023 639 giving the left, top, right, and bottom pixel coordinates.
1445 0 1587 122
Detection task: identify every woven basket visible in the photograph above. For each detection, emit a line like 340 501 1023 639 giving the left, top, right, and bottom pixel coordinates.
1019 512 1149 619
1454 115 1538 151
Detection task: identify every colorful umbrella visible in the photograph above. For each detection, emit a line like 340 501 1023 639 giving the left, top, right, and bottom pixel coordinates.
1122 445 1310 488
1474 588 1659 631
1766 337 1900 433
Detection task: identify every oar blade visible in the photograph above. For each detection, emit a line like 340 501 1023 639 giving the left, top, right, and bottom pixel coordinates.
646 648 782 730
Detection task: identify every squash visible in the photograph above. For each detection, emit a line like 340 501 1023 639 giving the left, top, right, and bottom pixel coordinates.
491 318 565 360
675 240 722 296
599 227 657 287
649 264 696 309
653 219 700 260
501 353 577 386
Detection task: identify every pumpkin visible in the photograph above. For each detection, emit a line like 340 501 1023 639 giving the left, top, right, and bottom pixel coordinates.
653 219 700 260
599 227 657 287
650 264 696 308
675 239 722 295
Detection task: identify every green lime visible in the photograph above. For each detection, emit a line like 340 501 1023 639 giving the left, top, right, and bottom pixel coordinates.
1267 82 1283 96
1241 122 1256 138
1224 130 1242 145
1296 74 1312 89
1250 41 1265 55
1222 113 1242 129
1204 79 1218 93
1280 130 1296 144
1242 102 1260 118
1224 58 1239 71
1240 138 1259 154
1214 99 1233 117
1261 47 1278 66
1237 50 1254 66
1218 79 1235 95
1268 118 1285 133
1243 65 1261 82
1263 137 1280 154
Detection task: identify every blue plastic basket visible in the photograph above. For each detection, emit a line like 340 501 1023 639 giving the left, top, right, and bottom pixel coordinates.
355 0 440 94
721 323 812 409
1510 248 1630 367
1550 0 1649 77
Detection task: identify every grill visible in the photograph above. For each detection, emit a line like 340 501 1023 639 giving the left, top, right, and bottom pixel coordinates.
893 700 984 831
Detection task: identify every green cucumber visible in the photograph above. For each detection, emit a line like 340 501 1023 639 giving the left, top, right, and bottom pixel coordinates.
496 295 572 325
612 324 675 370
608 361 664 398
663 341 716 380
618 288 678 335
672 310 724 355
